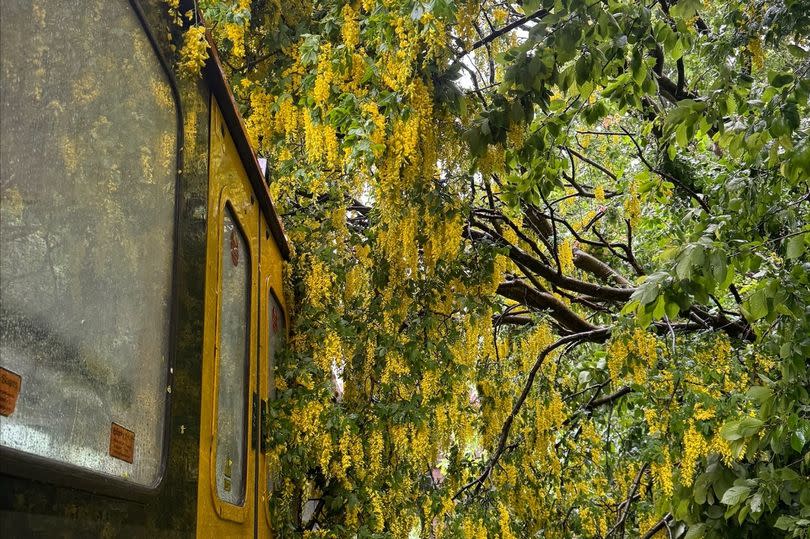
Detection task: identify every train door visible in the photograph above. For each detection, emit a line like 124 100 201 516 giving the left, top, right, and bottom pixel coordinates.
258 212 288 538
197 98 272 538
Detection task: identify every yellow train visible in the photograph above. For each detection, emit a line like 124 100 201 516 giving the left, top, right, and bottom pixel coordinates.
0 1 289 536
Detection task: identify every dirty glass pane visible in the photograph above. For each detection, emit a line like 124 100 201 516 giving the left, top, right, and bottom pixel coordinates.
0 1 177 487
266 292 286 492
215 208 250 506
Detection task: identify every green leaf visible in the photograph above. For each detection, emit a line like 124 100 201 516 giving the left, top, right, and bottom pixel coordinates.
684 523 706 539
769 72 795 88
676 123 689 148
670 0 702 19
665 301 680 319
786 233 806 259
652 295 666 319
746 289 769 321
676 249 693 279
746 386 772 403
774 516 795 530
709 252 727 288
737 502 751 524
721 485 751 506
720 420 743 441
738 417 764 437
791 430 806 452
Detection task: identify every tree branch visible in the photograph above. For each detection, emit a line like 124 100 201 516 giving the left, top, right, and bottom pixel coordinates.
585 385 633 410
497 279 599 333
459 8 550 55
454 328 611 500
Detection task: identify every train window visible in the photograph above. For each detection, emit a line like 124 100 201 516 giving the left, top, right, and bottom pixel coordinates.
266 291 286 492
215 207 251 506
0 2 177 487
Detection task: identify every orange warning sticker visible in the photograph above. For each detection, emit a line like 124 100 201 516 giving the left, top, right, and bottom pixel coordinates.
0 367 22 417
109 422 135 464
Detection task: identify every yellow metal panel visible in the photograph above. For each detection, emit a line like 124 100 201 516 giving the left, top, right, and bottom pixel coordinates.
197 98 260 538
258 212 288 539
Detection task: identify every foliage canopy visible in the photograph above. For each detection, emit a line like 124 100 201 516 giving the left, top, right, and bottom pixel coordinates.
173 0 810 536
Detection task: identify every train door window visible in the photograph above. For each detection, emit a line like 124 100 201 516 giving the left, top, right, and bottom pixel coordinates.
267 292 286 402
266 291 285 493
0 1 178 487
215 207 251 506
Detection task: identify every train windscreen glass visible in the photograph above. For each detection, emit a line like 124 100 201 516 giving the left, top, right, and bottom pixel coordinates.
0 1 177 487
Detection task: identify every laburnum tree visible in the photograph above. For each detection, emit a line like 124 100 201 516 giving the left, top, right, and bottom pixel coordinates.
171 0 809 536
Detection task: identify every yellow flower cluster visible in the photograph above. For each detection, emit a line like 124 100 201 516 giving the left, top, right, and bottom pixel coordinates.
303 113 340 169
304 255 332 308
484 254 507 295
456 2 479 48
559 238 575 273
341 4 360 49
424 213 463 270
478 144 506 175
460 516 488 539
747 37 765 70
645 408 669 436
290 399 325 439
579 507 600 537
419 12 448 60
710 431 734 466
607 329 658 383
244 88 273 149
680 421 707 487
507 123 526 150
178 25 209 77
535 391 565 440
573 210 597 232
362 102 387 155
498 501 515 539
165 0 182 23
274 97 299 141
519 323 555 371
366 430 384 476
623 182 642 226
652 446 674 496
369 489 385 532
281 45 306 88
390 116 420 163
594 184 606 203
335 428 364 484
318 433 332 473
693 403 716 421
313 330 342 372
381 17 416 90
381 351 410 385
693 335 747 395
313 44 333 106
223 22 245 59
344 264 368 304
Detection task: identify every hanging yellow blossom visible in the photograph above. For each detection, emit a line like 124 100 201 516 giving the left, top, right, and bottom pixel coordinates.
624 182 642 226
594 184 606 203
559 238 575 273
178 25 209 77
313 44 333 106
341 4 360 50
652 446 674 496
680 421 707 487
